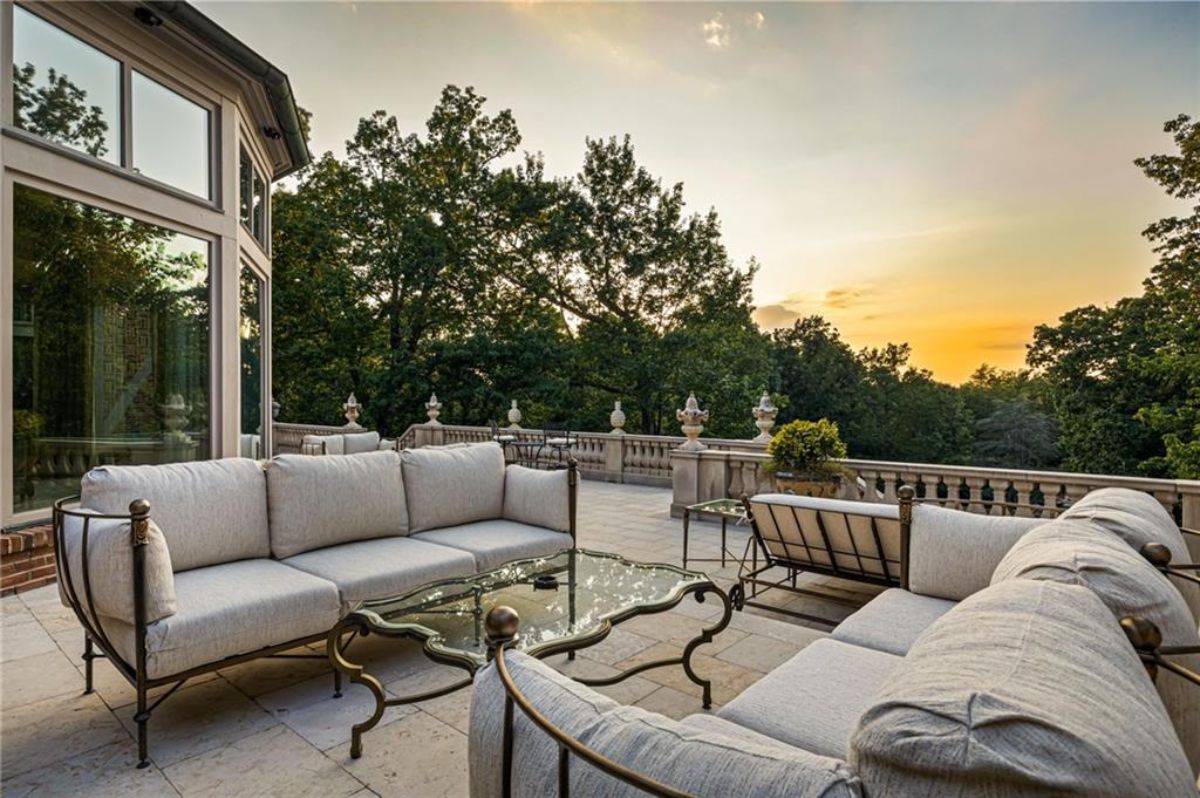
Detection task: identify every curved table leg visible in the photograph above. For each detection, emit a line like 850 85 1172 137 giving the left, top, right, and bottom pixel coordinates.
680 584 733 709
327 618 385 759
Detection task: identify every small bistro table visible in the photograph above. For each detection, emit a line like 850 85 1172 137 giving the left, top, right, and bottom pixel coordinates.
327 548 732 758
681 497 749 570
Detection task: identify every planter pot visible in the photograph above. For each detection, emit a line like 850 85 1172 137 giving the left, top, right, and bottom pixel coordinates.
772 473 840 498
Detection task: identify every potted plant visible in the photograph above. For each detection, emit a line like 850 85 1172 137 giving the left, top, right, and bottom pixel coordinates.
765 418 848 497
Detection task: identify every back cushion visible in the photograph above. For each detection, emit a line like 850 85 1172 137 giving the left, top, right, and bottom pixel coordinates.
503 466 570 533
81 459 270 572
907 504 1042 600
992 519 1200 774
850 579 1195 797
343 431 381 454
266 451 407 558
302 434 344 455
402 443 506 532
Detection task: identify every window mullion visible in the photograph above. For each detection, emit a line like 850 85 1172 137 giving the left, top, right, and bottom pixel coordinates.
121 61 133 169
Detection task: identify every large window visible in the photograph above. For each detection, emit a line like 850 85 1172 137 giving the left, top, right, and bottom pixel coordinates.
239 148 268 246
239 268 264 458
132 71 212 198
11 184 211 514
11 5 121 163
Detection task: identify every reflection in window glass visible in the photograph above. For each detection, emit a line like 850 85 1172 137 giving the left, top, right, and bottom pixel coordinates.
239 150 254 229
240 269 264 459
252 173 267 243
12 6 121 163
132 71 211 198
11 184 210 514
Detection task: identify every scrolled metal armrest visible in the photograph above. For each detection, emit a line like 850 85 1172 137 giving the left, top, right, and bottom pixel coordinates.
1120 615 1200 687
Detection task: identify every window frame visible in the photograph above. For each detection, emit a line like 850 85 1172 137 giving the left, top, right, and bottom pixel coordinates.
238 259 270 456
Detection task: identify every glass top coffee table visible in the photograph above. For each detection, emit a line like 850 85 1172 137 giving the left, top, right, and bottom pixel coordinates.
327 548 731 758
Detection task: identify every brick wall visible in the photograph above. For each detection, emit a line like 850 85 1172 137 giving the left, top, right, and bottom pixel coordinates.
1 524 56 596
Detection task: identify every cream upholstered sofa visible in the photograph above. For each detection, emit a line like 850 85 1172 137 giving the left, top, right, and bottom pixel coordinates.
468 488 1200 797
300 428 396 455
53 442 576 768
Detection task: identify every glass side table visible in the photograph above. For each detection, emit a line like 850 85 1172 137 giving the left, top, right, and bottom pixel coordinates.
327 548 731 758
681 498 749 569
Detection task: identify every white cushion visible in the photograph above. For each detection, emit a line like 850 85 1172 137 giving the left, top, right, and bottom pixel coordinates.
302 434 344 455
343 431 381 454
718 638 901 758
831 588 956 656
906 504 1042 600
401 443 506 533
850 579 1195 797
80 459 270 572
266 451 408 558
378 439 396 451
412 520 573 572
283 537 475 612
238 434 262 459
992 519 1200 774
58 510 176 625
101 559 340 679
502 466 570 533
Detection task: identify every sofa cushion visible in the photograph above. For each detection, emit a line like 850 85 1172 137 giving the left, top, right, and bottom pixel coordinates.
412 520 573 572
343 431 381 454
907 504 1042 600
59 510 176 625
831 588 956 656
470 650 864 798
266 451 407 559
718 638 901 759
991 519 1200 774
850 579 1195 797
283 537 476 612
402 443 506 533
503 466 570 533
302 434 344 455
80 459 270 572
101 559 340 680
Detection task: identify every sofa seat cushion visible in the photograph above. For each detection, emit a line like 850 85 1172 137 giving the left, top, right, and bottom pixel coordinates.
992 519 1200 774
81 459 270 572
718 638 901 759
283 537 476 612
831 588 956 656
402 443 506 533
470 650 863 798
850 579 1195 797
266 451 408 558
503 466 570 533
413 520 573 572
102 559 340 680
907 504 1042 600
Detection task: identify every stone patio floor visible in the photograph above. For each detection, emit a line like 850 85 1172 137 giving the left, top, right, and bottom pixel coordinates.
1 480 884 797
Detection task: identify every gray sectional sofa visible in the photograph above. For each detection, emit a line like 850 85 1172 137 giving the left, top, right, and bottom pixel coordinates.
468 488 1200 797
53 442 575 767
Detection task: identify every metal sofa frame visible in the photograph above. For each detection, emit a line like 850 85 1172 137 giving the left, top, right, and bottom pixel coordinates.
52 458 578 769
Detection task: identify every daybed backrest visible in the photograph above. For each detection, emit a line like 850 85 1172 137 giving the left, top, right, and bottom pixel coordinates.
80 458 270 572
266 450 408 559
300 430 382 456
748 494 903 585
851 579 1195 797
402 442 506 533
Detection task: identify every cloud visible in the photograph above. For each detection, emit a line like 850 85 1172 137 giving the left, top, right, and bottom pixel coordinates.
747 11 765 31
753 304 802 330
702 13 730 49
823 286 874 310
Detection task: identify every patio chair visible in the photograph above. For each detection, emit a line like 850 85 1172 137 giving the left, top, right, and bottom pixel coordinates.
535 422 575 467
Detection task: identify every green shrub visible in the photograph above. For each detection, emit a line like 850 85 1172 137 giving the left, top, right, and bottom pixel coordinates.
767 419 848 477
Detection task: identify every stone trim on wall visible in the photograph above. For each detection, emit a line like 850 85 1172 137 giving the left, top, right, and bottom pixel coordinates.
1 524 56 596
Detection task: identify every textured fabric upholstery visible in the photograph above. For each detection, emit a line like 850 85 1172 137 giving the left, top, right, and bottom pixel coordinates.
302 434 344 455
906 504 1041 600
1060 487 1198 621
101 559 340 679
503 466 570 533
470 651 864 798
413 520 573 572
402 443 506 533
748 494 902 580
283 537 475 612
718 639 901 759
59 510 176 625
266 451 408 558
81 459 270 572
378 439 397 451
343 431 381 454
831 588 956 656
850 579 1195 797
992 519 1200 774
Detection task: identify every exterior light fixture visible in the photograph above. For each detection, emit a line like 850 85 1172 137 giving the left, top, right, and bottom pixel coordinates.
134 7 163 27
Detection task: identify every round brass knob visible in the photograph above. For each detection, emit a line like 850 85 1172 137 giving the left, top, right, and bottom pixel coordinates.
485 605 520 644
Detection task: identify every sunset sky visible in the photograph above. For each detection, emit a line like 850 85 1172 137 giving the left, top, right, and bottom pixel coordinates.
201 1 1199 383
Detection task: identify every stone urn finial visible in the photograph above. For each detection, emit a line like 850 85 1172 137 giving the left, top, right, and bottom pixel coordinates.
676 392 709 451
161 393 191 442
425 393 443 425
271 396 281 421
343 393 362 429
610 401 626 435
752 391 778 443
507 399 522 429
